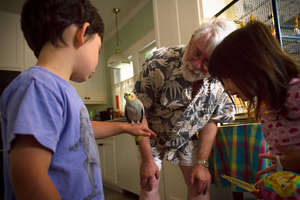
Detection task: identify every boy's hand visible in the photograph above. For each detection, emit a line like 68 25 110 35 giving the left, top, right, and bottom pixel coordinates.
125 123 157 138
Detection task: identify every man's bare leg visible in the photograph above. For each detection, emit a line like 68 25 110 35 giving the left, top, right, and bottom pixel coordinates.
139 177 160 200
180 165 210 200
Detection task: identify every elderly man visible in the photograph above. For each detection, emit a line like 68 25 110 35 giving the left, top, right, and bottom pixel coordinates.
135 18 237 200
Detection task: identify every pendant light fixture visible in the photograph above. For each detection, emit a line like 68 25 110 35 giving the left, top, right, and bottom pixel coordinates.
107 8 130 69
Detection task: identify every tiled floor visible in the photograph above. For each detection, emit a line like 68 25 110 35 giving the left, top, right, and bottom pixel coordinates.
104 187 139 200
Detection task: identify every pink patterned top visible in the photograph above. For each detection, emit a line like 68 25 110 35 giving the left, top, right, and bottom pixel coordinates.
261 78 300 156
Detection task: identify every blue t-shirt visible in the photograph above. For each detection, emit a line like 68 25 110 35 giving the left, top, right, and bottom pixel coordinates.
0 66 104 200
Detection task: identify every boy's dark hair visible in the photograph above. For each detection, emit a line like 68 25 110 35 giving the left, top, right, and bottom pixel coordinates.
21 0 104 58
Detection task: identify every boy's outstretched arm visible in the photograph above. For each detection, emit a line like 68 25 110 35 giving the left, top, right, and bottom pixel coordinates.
91 120 156 139
9 135 61 200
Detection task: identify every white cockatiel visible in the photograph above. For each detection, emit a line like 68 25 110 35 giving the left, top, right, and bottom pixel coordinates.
124 92 145 124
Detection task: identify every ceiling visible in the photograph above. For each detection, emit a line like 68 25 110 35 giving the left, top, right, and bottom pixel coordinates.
0 0 150 41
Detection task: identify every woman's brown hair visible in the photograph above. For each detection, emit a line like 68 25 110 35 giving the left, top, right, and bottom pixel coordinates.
208 20 300 119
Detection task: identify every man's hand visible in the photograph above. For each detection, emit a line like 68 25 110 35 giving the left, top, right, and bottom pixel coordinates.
190 164 211 195
140 159 160 191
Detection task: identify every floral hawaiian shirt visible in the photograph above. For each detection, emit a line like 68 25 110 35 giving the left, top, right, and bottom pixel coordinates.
134 46 235 164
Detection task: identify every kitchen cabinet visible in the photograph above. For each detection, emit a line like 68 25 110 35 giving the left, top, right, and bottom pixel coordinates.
97 137 117 185
98 128 183 199
0 11 106 104
71 52 107 104
152 0 227 47
0 11 24 71
99 128 234 199
115 134 140 194
163 161 187 200
111 133 166 199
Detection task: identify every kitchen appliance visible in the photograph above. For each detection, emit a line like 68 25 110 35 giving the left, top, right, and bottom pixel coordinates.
0 70 21 198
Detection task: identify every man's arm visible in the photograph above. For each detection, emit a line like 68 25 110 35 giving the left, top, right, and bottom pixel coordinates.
138 117 159 191
197 121 218 161
139 137 154 162
92 121 156 139
190 121 218 194
9 135 61 200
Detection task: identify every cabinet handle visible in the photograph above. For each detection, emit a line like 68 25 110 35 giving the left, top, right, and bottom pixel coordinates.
98 144 104 146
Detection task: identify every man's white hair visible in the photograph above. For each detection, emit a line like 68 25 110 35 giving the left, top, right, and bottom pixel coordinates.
192 17 237 56
182 18 237 82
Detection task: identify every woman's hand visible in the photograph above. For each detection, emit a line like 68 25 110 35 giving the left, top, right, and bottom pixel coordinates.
275 145 300 174
256 152 282 177
257 145 300 177
252 179 263 199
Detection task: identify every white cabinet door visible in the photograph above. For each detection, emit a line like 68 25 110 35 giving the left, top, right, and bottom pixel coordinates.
97 137 117 185
152 0 227 47
115 134 140 194
0 11 24 71
86 61 107 104
163 161 187 200
115 133 165 199
201 0 227 19
152 0 201 47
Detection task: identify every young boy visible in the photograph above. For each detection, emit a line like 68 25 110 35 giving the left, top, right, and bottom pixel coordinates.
0 0 155 200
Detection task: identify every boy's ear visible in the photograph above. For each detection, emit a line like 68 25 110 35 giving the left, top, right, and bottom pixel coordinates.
75 22 90 47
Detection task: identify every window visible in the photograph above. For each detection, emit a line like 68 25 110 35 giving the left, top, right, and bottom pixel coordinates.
111 40 157 115
112 61 134 85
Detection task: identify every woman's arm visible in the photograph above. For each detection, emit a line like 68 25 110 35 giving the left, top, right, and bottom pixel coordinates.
257 145 300 177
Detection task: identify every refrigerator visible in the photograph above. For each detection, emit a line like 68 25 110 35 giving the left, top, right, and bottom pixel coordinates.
0 70 21 198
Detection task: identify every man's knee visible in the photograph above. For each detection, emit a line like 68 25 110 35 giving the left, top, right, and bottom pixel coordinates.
140 177 160 193
187 185 210 200
139 184 161 200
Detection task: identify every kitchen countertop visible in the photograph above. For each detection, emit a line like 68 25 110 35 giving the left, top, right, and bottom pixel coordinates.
106 117 257 126
106 117 127 122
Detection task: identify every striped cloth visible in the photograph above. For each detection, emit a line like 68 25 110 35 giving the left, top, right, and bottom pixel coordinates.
211 123 269 192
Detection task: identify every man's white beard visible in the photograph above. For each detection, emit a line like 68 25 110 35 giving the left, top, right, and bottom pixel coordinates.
182 60 209 82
